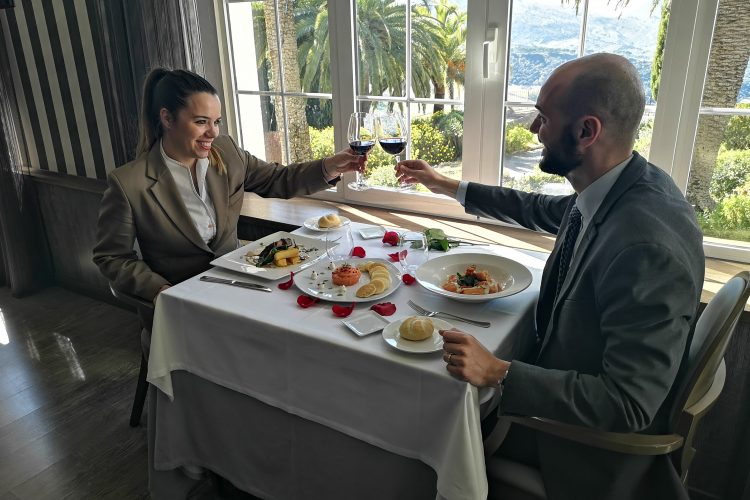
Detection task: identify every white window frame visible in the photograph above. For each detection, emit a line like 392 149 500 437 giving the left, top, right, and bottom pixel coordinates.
212 0 750 263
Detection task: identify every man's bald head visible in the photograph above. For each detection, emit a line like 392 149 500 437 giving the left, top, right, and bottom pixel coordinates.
552 53 646 147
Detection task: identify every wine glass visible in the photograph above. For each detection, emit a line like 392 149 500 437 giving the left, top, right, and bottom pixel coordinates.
377 112 409 189
347 112 377 191
398 231 429 274
325 226 354 263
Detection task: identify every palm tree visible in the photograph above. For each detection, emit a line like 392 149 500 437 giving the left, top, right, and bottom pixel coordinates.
262 0 314 163
412 0 466 112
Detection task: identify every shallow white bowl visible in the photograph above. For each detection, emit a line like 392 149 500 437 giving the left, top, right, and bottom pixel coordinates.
415 252 533 303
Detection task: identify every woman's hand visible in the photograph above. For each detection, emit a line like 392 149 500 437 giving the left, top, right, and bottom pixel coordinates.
396 159 460 197
323 148 366 180
441 328 510 387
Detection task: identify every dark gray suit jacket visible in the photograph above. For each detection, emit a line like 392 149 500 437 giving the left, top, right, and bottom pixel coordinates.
93 135 333 302
466 153 704 499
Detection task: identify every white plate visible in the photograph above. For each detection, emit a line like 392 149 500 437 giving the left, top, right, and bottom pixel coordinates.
381 317 451 353
303 215 352 232
295 258 401 303
342 310 391 336
358 226 385 239
210 231 330 280
415 252 533 303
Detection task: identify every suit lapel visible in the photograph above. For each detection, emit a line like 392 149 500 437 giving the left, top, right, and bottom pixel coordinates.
537 154 648 356
146 145 211 252
204 161 228 251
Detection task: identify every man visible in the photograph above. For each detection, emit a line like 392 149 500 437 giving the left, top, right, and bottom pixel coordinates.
396 53 704 499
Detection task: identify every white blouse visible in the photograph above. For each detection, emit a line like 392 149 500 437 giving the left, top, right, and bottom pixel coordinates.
160 141 218 244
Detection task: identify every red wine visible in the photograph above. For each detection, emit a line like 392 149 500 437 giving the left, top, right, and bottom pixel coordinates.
379 138 407 155
349 140 375 155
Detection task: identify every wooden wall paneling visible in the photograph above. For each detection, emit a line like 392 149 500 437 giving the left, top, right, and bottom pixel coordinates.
31 173 110 301
688 315 750 500
0 16 53 296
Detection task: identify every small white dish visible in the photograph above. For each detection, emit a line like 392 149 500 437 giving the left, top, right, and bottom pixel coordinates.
381 317 452 354
358 226 385 239
342 310 391 337
303 215 352 232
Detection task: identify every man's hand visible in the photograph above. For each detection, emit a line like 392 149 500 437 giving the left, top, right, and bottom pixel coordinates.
395 159 460 197
323 148 366 180
441 328 510 387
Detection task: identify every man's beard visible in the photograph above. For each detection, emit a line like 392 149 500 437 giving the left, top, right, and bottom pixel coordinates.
538 127 582 176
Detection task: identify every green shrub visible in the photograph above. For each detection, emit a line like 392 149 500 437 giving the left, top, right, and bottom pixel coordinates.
367 163 400 188
722 103 750 150
634 119 653 158
700 194 750 231
430 110 464 156
711 149 750 202
502 166 568 192
505 124 535 154
411 118 458 165
309 126 334 159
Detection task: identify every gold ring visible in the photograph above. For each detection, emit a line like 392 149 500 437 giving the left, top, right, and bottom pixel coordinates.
447 353 454 364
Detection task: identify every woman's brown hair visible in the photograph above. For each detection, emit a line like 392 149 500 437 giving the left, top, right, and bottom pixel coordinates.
136 68 226 174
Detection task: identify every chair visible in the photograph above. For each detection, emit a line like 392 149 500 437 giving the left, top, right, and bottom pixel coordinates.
484 271 750 499
109 282 154 427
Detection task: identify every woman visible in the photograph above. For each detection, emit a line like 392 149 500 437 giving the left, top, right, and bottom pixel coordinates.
93 68 363 305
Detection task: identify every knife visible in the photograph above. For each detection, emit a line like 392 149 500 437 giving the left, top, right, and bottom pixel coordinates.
200 275 273 292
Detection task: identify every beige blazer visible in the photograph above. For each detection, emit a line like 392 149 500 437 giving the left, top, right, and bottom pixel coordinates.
93 135 332 301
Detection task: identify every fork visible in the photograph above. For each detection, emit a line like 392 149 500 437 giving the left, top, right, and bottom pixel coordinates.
407 300 491 328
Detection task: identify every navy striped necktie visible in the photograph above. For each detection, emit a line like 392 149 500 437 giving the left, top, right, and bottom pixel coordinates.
555 205 582 298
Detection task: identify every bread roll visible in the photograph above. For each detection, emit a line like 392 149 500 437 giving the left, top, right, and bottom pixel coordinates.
318 213 342 228
399 316 435 341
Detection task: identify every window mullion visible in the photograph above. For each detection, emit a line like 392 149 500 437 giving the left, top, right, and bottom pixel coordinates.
648 0 702 183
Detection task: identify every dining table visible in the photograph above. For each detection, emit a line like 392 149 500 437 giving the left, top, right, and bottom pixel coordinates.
146 222 547 500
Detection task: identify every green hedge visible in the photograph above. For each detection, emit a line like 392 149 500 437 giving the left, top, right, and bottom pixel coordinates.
722 104 750 150
711 149 750 201
502 166 567 192
505 124 535 154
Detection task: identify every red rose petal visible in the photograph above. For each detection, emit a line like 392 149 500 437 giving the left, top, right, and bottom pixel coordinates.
278 271 295 290
351 246 366 258
387 251 400 262
297 295 319 308
402 273 416 285
332 302 355 317
370 302 396 316
382 231 400 246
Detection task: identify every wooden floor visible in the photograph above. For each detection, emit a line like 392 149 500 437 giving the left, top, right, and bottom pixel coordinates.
0 285 148 499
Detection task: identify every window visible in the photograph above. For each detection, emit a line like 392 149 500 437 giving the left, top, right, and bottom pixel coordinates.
225 0 332 166
217 0 750 263
685 0 750 257
502 0 663 196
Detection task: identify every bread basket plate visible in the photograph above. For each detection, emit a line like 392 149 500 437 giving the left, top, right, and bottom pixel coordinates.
303 215 352 232
415 252 533 303
210 231 329 281
294 258 401 303
381 317 452 353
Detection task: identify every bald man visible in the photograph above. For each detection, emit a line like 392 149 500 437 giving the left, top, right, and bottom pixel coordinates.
397 53 704 499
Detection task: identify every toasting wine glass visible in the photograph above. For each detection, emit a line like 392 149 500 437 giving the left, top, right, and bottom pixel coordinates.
347 112 376 191
376 112 410 190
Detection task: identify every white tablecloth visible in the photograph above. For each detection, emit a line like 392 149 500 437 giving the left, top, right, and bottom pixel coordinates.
148 223 545 500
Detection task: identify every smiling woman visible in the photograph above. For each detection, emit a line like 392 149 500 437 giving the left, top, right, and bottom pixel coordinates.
92 68 366 312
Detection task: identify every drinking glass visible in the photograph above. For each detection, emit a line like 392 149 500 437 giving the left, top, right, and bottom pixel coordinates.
398 231 429 274
347 112 376 191
377 112 410 190
325 226 354 262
